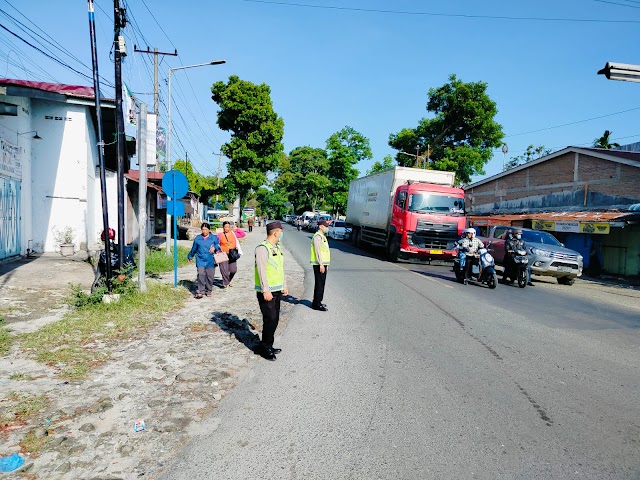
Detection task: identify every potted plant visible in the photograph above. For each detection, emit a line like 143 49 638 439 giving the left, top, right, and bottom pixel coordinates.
52 226 75 256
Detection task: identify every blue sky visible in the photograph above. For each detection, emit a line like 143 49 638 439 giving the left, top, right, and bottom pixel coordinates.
3 0 640 182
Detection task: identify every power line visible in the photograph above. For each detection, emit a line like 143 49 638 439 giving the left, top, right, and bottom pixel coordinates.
592 0 640 7
239 0 640 23
505 107 640 138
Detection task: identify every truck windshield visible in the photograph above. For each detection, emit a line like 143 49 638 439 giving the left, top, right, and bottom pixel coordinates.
408 194 465 215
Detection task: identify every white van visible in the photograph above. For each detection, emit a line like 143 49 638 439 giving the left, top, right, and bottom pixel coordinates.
301 211 315 227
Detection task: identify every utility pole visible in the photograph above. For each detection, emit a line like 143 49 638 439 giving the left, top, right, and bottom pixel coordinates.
138 103 148 292
133 46 177 172
113 0 126 270
87 0 113 291
215 151 222 207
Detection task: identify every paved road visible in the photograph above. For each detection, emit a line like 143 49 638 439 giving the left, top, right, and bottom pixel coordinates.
161 224 640 480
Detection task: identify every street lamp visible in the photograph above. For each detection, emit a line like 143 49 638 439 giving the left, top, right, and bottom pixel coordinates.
165 59 226 254
17 130 42 140
598 62 640 83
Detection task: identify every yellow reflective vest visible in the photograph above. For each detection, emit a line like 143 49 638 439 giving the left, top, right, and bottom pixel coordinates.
254 240 285 292
310 231 331 265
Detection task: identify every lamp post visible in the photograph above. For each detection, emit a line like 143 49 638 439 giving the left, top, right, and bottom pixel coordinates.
598 62 640 83
165 59 225 254
17 130 42 140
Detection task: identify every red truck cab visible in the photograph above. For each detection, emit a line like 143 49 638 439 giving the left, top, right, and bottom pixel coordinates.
390 183 466 260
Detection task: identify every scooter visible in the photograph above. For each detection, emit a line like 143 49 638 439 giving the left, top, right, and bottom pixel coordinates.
503 248 529 288
91 228 136 292
453 245 498 289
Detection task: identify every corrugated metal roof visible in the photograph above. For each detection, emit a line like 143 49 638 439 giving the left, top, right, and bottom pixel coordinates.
468 210 639 224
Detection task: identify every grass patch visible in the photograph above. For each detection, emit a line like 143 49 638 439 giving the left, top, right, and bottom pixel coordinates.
0 314 10 357
20 281 187 379
0 392 49 426
9 372 34 381
145 246 190 275
21 428 51 454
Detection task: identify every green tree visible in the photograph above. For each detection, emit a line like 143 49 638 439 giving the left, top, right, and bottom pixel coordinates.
325 126 372 213
275 146 331 213
593 130 621 149
388 74 504 184
504 145 551 171
211 75 284 221
367 154 396 175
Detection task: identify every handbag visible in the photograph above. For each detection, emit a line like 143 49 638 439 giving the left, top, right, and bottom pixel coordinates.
224 232 241 263
213 251 228 264
228 248 241 263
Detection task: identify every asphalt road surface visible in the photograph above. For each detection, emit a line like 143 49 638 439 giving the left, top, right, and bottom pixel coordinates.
161 225 640 480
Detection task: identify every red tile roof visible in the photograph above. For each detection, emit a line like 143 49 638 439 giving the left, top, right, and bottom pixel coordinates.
1 78 98 99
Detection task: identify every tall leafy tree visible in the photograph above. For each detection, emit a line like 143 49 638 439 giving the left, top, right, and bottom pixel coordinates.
504 145 551 171
211 75 284 221
593 130 621 149
367 154 396 175
275 146 331 213
388 74 504 184
325 126 372 213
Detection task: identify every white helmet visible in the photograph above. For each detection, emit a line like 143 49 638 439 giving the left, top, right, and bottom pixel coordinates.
464 228 476 237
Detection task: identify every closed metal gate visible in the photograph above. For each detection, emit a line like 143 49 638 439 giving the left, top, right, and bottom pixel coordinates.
0 177 21 259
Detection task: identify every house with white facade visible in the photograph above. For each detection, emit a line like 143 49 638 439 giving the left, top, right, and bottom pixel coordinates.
0 78 123 260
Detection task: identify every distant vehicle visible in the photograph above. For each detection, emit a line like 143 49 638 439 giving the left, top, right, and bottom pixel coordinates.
300 211 315 227
308 214 332 232
478 226 583 285
346 166 466 262
327 220 351 240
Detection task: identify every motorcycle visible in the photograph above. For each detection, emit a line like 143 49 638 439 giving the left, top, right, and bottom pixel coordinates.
503 248 529 288
453 244 498 289
91 228 136 292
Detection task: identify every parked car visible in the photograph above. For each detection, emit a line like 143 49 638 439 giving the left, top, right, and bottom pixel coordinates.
327 220 351 240
478 226 583 285
308 214 332 232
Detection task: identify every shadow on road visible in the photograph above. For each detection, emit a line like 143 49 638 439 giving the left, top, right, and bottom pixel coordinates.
209 311 260 352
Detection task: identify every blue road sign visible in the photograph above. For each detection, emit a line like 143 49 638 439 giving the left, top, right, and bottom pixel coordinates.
167 200 184 216
162 170 189 199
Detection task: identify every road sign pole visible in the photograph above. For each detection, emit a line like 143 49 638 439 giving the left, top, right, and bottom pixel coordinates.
173 183 178 288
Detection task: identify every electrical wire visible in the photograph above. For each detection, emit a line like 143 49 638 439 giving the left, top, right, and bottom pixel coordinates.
505 107 640 138
238 0 640 23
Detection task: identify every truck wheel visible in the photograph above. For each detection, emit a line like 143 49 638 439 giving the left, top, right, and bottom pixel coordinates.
387 236 400 263
353 229 362 248
557 276 575 286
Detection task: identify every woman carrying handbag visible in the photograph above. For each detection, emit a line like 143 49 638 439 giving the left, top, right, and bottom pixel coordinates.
218 221 243 288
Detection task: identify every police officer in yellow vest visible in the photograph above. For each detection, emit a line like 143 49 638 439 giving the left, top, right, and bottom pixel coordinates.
254 221 288 361
310 219 331 311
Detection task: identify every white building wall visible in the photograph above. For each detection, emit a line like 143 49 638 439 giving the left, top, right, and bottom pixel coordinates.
0 95 32 256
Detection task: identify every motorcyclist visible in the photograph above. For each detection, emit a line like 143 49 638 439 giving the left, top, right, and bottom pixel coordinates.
504 228 534 286
458 228 484 284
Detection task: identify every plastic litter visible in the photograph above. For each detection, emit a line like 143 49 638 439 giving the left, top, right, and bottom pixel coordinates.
134 419 145 432
0 453 25 473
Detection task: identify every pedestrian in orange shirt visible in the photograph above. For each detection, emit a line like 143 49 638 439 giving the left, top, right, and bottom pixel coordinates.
217 221 243 288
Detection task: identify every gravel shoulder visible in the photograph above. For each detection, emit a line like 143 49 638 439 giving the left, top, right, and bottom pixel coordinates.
0 231 305 479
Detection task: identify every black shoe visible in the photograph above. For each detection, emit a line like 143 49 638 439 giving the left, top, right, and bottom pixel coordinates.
270 347 282 354
312 304 328 311
527 282 534 286
255 347 276 361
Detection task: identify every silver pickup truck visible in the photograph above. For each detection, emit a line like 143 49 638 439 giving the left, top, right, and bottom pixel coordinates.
477 226 583 285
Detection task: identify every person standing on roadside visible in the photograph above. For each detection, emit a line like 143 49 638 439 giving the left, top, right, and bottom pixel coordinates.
310 219 331 311
218 221 242 289
254 221 288 361
187 222 221 299
247 216 254 233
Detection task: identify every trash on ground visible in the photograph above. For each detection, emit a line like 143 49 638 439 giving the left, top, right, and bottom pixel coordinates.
134 419 145 432
0 453 25 473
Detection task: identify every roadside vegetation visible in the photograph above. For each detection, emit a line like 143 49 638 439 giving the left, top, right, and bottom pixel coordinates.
20 280 187 379
0 313 10 356
144 246 190 275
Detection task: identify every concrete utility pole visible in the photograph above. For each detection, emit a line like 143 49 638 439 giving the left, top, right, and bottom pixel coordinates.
133 46 177 171
138 103 148 292
113 0 127 270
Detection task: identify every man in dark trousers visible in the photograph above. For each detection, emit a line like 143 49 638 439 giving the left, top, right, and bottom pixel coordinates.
310 219 331 311
254 221 288 360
